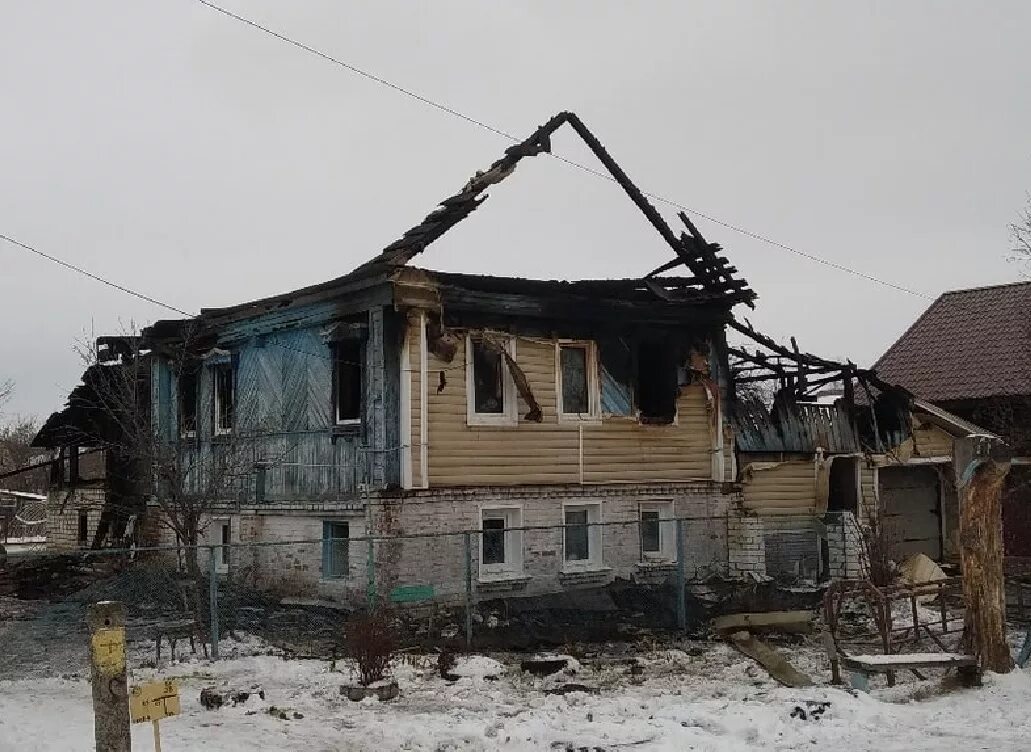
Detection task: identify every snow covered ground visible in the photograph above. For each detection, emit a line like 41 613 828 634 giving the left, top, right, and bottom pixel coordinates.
2 635 1031 751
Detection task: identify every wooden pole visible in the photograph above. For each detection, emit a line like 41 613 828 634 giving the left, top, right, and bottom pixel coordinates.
152 720 162 752
87 601 131 752
956 434 1013 674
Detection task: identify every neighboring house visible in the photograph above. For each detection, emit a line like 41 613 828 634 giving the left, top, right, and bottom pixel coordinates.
733 391 983 578
32 336 150 551
873 280 1031 556
0 489 47 544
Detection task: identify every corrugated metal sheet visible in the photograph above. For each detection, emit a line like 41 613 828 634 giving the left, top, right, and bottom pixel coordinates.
734 402 860 453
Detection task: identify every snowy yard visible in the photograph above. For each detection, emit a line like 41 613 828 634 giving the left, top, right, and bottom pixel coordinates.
2 635 1031 752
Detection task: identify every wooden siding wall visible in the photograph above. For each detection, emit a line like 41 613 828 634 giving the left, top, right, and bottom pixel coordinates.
153 305 398 503
911 418 954 458
414 329 716 487
741 460 816 514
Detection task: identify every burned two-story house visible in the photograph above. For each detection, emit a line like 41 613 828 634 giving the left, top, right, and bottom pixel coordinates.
136 113 771 603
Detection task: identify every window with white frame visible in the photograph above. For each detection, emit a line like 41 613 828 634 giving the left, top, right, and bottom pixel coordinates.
557 342 599 420
322 521 349 579
639 501 676 561
479 506 523 579
563 503 602 569
466 335 516 425
207 518 231 574
212 363 234 435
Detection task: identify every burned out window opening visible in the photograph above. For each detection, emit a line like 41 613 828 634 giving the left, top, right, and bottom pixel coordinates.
598 337 634 417
77 508 88 546
557 342 599 420
212 363 234 436
179 368 199 437
333 339 364 425
466 334 516 425
636 341 679 424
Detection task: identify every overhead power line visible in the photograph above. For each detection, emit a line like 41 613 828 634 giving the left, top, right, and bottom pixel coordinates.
0 233 192 316
192 0 934 300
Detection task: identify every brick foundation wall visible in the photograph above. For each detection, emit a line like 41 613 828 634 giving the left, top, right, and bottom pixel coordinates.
46 485 105 552
143 481 758 607
826 511 863 580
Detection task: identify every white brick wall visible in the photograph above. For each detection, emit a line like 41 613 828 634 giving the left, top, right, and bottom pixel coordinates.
46 485 105 552
727 515 767 578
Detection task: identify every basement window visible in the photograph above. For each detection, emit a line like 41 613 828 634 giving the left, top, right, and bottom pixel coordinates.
466 335 516 425
322 521 350 579
635 342 677 424
480 506 523 579
563 503 603 570
333 340 363 425
212 363 234 436
640 501 675 561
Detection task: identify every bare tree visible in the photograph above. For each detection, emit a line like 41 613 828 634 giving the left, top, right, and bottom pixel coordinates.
0 379 12 411
1010 196 1031 266
74 329 258 628
0 415 44 494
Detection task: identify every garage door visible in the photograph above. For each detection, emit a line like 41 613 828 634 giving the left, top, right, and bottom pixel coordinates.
879 466 942 560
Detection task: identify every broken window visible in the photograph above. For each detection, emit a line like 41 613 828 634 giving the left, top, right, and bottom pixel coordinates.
598 337 634 416
636 342 678 424
558 343 598 418
467 336 516 425
212 364 234 435
179 369 198 437
333 340 363 424
472 339 504 413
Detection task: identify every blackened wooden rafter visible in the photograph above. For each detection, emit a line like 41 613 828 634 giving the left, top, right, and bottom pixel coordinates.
351 111 756 307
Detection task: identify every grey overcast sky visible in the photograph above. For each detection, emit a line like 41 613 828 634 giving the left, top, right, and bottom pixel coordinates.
2 1 1029 419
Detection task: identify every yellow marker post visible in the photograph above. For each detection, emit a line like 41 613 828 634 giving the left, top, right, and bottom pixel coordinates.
87 602 130 752
130 679 181 751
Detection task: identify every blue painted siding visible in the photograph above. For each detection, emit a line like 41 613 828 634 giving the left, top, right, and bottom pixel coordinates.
152 302 399 504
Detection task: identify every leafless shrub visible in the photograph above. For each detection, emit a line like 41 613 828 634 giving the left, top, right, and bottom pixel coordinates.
855 509 896 588
343 609 397 686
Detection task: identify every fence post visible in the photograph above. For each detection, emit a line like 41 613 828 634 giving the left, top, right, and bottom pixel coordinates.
86 601 131 752
675 518 687 632
208 546 220 660
464 531 473 648
366 536 377 607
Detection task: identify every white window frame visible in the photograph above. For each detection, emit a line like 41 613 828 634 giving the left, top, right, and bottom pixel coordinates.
555 341 601 423
562 502 603 571
211 362 234 436
639 501 676 562
479 505 523 580
207 517 231 574
465 334 518 426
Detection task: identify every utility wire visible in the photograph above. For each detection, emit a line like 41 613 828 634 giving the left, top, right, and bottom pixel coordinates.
192 0 934 300
0 233 193 316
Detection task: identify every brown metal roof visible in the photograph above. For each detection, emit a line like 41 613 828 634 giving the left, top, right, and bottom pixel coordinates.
874 280 1031 402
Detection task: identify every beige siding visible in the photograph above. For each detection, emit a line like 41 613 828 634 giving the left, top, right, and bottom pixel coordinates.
418 332 714 487
912 418 954 458
741 460 816 514
859 463 878 519
407 319 423 486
